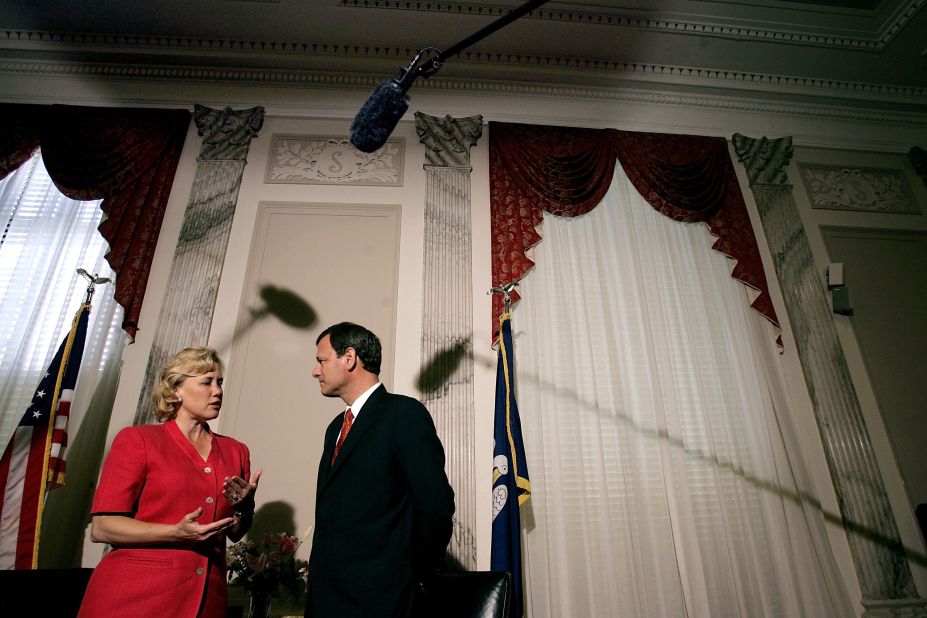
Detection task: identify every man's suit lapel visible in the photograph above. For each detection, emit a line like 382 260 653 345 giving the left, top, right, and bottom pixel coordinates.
321 384 387 490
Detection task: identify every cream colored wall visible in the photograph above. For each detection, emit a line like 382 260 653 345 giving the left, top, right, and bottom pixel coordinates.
220 200 403 557
42 75 922 605
469 129 495 571
215 116 423 563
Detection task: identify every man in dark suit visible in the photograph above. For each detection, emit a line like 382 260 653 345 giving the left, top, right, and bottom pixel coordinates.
306 322 455 618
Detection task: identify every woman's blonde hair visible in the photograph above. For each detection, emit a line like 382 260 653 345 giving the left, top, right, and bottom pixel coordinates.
152 347 224 421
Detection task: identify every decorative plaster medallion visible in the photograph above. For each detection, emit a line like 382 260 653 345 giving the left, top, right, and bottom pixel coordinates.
266 135 404 186
798 164 920 214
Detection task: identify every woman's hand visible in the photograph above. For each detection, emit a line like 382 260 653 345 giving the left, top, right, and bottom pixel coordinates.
223 470 262 542
222 469 262 509
91 510 234 546
174 508 235 542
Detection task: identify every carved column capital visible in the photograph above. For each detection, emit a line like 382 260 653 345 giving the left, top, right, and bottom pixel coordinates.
732 133 794 186
414 113 483 167
193 105 265 161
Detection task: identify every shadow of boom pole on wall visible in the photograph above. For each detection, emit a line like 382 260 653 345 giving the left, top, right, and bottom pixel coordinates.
418 338 927 569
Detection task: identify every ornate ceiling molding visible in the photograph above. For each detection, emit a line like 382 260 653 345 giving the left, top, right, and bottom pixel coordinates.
1 30 923 104
0 30 411 59
337 0 926 51
1 56 924 128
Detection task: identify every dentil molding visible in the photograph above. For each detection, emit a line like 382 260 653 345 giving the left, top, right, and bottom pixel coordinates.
1 29 925 104
1 55 925 130
337 0 926 51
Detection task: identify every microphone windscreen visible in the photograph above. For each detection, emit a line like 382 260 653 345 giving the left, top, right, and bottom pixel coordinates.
349 80 410 153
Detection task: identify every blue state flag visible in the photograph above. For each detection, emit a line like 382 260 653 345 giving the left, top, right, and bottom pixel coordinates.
491 312 531 618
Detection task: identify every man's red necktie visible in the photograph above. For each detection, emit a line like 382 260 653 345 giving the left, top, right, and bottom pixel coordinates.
331 408 354 464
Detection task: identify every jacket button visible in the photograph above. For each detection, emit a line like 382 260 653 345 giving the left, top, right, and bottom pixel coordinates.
196 567 204 575
205 496 214 504
204 466 212 473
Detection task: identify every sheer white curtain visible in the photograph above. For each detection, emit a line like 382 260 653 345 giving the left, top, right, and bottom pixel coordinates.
516 164 851 617
0 152 127 450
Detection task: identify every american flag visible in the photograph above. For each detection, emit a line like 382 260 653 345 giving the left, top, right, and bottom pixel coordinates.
0 303 90 569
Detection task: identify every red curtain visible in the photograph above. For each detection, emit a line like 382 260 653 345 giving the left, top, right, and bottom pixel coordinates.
0 104 191 340
489 121 779 343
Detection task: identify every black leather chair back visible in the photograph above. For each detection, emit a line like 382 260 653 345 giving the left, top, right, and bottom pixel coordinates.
0 568 93 616
417 570 513 618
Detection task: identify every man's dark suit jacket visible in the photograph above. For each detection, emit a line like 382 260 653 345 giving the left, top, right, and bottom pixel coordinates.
306 385 455 618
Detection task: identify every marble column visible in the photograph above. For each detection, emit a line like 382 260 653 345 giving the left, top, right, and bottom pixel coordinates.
133 105 264 426
415 112 483 570
733 134 926 618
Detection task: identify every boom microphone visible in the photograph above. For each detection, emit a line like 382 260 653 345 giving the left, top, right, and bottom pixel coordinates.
349 48 435 153
348 0 551 153
349 77 412 153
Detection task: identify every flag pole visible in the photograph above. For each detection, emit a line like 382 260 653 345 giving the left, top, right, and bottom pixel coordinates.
76 268 111 305
31 268 110 567
488 279 520 313
488 279 519 350
488 279 531 618
33 303 86 567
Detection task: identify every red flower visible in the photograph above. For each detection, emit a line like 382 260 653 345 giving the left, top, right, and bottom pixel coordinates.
279 535 298 554
227 531 308 599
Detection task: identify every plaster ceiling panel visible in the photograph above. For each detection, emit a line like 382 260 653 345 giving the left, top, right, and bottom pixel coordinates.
1 0 920 46
0 0 924 92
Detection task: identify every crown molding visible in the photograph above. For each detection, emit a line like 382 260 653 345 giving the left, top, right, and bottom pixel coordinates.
1 30 924 105
1 56 925 129
448 51 927 103
0 30 412 60
416 77 927 127
336 0 927 51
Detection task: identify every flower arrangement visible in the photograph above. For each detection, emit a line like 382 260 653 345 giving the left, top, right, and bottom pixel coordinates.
227 531 308 607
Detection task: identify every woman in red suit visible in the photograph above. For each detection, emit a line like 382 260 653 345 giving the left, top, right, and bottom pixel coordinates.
78 347 261 618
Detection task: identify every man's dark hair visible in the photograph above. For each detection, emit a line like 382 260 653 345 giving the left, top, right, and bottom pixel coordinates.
317 322 382 375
